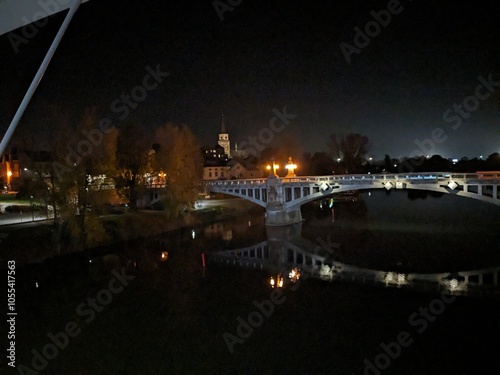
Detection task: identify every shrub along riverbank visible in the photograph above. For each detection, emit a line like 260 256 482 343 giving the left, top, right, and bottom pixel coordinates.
0 198 262 266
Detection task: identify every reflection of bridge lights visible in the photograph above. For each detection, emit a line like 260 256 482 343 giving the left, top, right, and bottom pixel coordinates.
289 267 300 282
270 274 284 288
384 272 407 286
191 229 196 239
161 251 169 261
442 278 466 293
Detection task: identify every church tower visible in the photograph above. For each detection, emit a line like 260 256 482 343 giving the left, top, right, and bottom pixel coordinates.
218 113 231 158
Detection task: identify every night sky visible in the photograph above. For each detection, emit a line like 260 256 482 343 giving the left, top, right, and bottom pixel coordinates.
1 0 499 159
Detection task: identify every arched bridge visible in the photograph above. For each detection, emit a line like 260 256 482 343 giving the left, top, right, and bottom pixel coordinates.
202 172 500 225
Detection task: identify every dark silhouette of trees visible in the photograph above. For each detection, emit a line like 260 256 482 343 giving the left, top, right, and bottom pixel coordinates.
309 152 335 175
327 133 369 173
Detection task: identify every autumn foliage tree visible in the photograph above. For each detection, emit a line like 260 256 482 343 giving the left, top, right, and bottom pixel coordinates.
18 107 117 251
152 123 203 218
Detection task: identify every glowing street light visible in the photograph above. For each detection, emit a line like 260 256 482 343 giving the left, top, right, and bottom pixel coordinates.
6 170 12 189
266 160 280 177
285 156 297 178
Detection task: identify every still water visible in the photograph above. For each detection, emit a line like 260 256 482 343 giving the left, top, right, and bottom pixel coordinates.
205 190 500 297
11 189 500 374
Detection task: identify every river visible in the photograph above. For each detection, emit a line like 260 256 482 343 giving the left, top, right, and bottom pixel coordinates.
7 190 500 374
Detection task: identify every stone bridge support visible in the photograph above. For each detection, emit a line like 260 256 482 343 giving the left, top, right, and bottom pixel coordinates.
265 175 302 226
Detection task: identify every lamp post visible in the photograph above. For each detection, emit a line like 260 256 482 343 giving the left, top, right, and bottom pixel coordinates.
7 170 12 190
30 195 34 221
266 160 280 177
285 156 297 178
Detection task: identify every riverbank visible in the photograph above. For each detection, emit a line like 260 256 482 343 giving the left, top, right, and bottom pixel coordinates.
0 198 262 266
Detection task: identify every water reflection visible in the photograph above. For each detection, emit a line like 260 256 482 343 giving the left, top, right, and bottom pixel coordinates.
208 222 500 298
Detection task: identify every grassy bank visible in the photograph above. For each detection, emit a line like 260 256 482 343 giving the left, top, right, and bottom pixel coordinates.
0 199 260 266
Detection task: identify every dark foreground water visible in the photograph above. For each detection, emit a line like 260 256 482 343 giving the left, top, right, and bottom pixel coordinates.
4 190 500 374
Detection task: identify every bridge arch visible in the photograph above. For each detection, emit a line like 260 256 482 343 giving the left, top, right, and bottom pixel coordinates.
284 182 498 210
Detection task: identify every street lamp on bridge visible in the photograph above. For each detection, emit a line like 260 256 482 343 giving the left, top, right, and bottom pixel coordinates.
285 156 297 178
266 160 280 177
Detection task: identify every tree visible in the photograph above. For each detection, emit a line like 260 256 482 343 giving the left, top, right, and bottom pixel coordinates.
486 152 500 170
327 133 369 173
152 123 203 217
18 106 117 251
115 121 153 210
309 152 335 175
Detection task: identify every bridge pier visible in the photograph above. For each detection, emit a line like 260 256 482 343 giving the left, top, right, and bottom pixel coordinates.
266 204 303 226
265 175 303 226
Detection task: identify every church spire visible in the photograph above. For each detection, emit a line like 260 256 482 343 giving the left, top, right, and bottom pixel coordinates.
218 113 230 158
221 113 228 134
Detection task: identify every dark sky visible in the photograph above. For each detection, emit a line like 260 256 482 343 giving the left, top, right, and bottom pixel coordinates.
1 0 499 159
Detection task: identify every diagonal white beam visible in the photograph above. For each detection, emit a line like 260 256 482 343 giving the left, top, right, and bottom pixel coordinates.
0 0 83 157
0 0 89 36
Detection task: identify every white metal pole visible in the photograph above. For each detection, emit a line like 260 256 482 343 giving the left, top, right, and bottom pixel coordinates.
0 0 83 157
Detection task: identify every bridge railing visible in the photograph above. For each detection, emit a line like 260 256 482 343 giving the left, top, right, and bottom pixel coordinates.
146 183 167 189
201 179 268 186
199 172 499 186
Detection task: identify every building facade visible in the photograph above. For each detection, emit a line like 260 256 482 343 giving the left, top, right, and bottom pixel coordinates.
0 143 20 191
